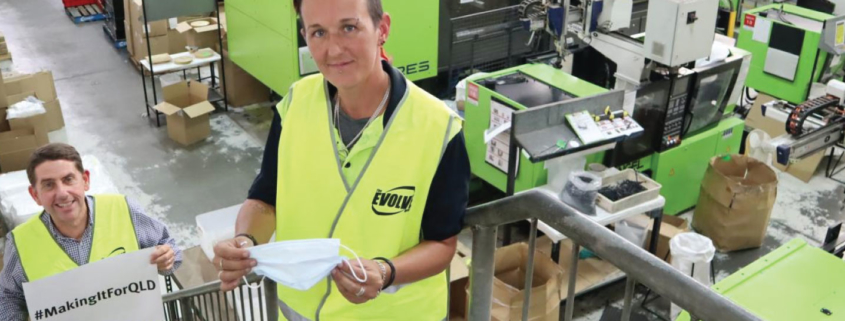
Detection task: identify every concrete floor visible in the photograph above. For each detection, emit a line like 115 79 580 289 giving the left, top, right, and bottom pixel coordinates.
2 0 845 319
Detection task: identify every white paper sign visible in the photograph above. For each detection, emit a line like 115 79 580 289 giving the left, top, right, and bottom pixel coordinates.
752 18 772 43
486 100 518 173
23 248 164 321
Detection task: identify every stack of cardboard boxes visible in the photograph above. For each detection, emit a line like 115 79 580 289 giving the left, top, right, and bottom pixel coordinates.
0 31 10 62
0 71 64 173
123 0 188 66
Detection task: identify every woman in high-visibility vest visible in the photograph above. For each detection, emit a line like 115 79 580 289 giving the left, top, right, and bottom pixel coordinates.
213 0 471 320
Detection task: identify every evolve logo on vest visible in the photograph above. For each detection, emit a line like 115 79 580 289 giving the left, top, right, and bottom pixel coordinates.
372 187 415 215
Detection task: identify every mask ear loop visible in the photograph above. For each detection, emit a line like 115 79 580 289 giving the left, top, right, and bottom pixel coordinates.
340 244 368 283
243 275 266 290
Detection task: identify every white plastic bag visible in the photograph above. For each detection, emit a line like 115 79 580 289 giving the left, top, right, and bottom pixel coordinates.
669 232 716 320
615 218 649 247
559 171 601 215
7 96 46 119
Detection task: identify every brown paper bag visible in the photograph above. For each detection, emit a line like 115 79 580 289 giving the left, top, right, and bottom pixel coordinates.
692 155 778 252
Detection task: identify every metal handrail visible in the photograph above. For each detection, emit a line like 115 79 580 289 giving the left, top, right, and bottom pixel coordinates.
465 189 762 321
161 273 277 321
160 188 761 321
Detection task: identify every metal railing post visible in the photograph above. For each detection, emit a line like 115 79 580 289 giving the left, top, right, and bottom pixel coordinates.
468 225 498 321
464 190 762 321
265 277 278 321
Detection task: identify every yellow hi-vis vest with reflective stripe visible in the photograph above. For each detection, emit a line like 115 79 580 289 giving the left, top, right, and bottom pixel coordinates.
12 194 140 282
275 74 462 321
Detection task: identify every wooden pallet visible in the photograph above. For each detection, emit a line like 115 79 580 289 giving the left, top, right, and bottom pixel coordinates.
66 4 106 24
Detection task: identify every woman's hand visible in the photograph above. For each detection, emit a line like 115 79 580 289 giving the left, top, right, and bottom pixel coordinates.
331 259 388 304
213 236 258 291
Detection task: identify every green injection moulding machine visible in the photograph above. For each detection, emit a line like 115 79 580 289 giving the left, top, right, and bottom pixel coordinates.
678 238 845 321
466 49 750 216
737 4 845 104
225 0 553 95
600 47 751 215
464 63 608 194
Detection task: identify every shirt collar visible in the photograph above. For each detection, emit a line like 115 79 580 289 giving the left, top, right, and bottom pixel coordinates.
40 195 94 240
326 60 408 127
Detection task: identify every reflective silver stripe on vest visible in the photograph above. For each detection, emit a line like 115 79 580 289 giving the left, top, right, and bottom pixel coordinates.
278 299 313 321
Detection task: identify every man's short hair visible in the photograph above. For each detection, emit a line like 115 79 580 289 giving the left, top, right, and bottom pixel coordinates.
293 0 384 26
26 143 85 185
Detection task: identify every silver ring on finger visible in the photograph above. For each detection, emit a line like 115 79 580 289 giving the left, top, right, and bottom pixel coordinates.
219 258 224 271
355 286 365 297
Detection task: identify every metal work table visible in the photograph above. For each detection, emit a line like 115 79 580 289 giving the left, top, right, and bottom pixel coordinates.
530 185 665 321
138 50 228 127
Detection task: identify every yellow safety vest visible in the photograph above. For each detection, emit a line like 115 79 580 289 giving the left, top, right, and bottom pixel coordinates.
12 194 140 282
275 74 462 321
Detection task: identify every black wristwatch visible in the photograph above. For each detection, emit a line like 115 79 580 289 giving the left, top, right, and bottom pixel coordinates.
235 233 258 247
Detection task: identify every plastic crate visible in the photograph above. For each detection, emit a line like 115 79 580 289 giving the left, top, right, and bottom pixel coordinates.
596 169 662 213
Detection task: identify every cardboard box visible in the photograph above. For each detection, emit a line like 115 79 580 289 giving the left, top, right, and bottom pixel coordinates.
0 128 41 173
0 108 9 132
0 66 7 109
132 33 169 63
42 100 64 132
125 20 134 56
536 236 620 299
3 71 63 132
486 242 563 321
154 80 215 146
177 18 220 51
129 0 168 37
693 155 778 252
9 113 49 146
3 72 57 103
168 28 187 53
222 50 270 107
0 31 5 43
745 93 824 182
642 215 690 262
449 242 471 320
0 42 7 55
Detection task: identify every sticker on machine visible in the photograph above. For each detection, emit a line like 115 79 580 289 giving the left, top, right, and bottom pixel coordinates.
743 14 755 30
468 82 479 105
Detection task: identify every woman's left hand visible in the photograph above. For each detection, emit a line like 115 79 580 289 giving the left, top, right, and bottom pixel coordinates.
332 259 385 304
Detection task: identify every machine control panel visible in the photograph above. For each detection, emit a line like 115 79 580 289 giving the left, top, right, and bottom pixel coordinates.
658 75 692 151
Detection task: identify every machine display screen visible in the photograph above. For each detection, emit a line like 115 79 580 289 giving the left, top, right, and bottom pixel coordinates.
672 77 690 96
479 72 573 108
686 67 737 136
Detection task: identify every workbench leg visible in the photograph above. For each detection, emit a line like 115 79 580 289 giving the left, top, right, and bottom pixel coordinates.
210 62 216 89
141 70 149 119
563 243 580 321
638 208 665 311
647 208 663 254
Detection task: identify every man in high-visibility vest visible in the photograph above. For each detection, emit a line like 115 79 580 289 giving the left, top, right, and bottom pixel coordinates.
0 143 182 320
212 0 471 320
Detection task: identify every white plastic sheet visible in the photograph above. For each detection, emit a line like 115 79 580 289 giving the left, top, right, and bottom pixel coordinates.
7 96 46 119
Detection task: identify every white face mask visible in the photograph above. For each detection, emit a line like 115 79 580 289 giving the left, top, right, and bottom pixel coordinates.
242 239 367 291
